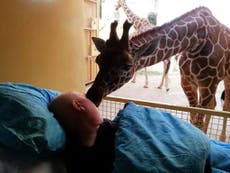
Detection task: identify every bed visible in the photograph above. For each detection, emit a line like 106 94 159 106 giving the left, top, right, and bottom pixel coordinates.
0 82 230 173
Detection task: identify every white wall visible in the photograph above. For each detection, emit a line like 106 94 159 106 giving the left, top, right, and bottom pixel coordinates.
100 0 230 39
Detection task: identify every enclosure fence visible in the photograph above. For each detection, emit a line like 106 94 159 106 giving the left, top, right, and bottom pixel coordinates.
99 96 230 143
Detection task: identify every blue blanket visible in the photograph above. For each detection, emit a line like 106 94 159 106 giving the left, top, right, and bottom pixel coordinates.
114 102 210 173
209 140 230 173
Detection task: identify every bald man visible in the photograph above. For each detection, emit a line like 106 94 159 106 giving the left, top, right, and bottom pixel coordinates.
48 92 118 173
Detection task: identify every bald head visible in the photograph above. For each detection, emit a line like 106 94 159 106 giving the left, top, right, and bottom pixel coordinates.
49 91 103 141
49 92 84 117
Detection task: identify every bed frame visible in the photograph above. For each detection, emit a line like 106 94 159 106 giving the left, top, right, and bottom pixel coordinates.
99 96 230 143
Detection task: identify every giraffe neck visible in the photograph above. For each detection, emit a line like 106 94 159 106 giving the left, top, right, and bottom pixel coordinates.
120 1 149 31
131 7 216 69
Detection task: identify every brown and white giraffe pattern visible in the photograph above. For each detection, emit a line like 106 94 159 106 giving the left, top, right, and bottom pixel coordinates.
116 0 170 90
129 7 230 140
87 7 230 141
115 0 153 34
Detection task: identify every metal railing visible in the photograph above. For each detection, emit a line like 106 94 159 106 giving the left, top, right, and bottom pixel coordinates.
99 96 230 143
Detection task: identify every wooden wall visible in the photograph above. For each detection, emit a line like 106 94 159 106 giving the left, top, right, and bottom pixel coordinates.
0 0 86 92
83 0 100 84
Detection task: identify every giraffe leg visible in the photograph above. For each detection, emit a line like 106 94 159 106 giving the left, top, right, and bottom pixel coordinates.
201 91 215 133
179 55 205 129
157 72 164 89
144 67 148 88
220 78 230 141
131 72 137 83
199 84 218 134
164 73 169 92
164 59 170 91
203 115 211 134
157 61 167 90
180 77 199 126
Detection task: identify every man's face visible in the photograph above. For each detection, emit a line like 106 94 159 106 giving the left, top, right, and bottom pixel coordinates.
65 92 103 136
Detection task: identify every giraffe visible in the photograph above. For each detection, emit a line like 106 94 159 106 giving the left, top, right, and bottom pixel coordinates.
86 7 230 141
115 0 170 90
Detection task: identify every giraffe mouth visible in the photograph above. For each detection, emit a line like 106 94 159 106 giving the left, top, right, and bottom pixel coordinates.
86 85 104 107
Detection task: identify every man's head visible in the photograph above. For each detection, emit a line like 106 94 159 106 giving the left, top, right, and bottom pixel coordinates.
48 92 103 146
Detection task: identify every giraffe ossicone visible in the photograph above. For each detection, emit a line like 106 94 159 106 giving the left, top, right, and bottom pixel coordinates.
87 6 230 141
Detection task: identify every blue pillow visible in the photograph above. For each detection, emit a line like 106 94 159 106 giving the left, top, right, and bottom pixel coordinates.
0 82 66 154
114 102 210 173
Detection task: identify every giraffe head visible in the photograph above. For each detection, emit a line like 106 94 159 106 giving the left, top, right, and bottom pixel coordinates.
115 0 125 11
86 20 133 106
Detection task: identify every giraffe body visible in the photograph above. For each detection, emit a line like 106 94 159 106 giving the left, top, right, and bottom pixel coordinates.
116 0 170 89
87 7 230 141
130 7 230 140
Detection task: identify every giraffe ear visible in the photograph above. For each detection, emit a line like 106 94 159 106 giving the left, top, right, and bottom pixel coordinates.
92 37 106 52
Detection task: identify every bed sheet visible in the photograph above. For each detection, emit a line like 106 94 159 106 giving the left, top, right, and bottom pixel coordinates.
209 139 230 173
113 102 210 173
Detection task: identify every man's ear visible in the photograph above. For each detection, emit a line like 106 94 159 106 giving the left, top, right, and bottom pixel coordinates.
72 100 86 111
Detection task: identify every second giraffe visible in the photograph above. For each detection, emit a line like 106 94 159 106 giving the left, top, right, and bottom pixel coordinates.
115 0 171 90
